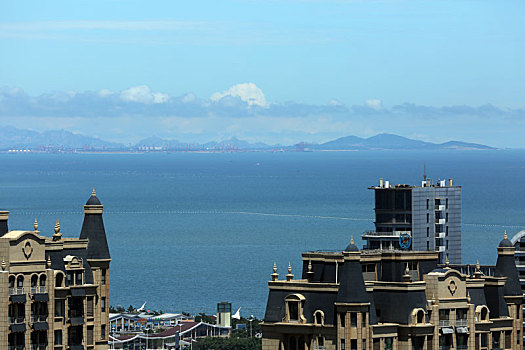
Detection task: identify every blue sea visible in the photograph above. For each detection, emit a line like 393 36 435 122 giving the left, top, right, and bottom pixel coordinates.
1 150 525 318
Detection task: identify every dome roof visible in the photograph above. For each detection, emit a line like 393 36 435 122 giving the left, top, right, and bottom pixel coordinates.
86 189 102 206
499 238 513 248
344 237 359 252
499 230 513 248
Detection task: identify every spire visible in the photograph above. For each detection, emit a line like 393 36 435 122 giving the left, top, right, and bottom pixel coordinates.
46 255 51 269
52 221 62 241
271 262 279 281
80 190 110 260
350 236 354 245
445 255 450 268
474 260 483 279
307 260 315 279
286 262 294 281
34 218 39 233
504 230 508 240
403 263 411 282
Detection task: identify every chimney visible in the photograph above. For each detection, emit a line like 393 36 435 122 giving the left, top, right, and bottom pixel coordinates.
379 178 384 187
0 211 9 237
448 178 453 187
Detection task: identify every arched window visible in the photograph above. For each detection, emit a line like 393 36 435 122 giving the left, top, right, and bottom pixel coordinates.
55 273 64 288
417 310 425 324
40 275 46 289
16 275 24 288
314 310 325 325
481 307 488 321
31 275 38 287
475 305 489 322
8 275 15 288
284 294 306 323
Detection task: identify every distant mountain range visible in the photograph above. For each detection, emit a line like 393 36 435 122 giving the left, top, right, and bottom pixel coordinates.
0 126 495 151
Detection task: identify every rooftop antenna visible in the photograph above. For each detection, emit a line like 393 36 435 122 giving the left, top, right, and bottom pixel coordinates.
423 163 427 181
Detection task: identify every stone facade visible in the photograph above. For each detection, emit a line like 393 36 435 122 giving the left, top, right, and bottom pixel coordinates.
0 191 110 350
262 236 522 350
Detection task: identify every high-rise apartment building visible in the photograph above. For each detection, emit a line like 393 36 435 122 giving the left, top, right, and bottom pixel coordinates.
362 178 461 264
0 190 110 350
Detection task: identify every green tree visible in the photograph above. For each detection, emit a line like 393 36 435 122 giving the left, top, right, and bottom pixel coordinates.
192 336 261 350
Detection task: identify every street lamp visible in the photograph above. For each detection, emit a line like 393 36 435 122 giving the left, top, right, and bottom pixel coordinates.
248 315 255 338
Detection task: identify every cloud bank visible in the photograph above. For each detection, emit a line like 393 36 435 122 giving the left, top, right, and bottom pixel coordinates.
0 84 524 147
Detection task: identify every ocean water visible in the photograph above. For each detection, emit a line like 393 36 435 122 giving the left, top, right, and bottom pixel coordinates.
1 150 525 318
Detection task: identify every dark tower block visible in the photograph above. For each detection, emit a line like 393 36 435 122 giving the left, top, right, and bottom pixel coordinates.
80 189 111 346
0 211 8 236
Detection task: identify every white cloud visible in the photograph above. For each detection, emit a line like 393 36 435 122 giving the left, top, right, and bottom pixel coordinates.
98 89 114 97
210 83 268 107
365 99 382 110
120 85 168 104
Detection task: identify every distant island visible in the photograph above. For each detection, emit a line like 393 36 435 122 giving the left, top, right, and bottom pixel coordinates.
0 126 495 153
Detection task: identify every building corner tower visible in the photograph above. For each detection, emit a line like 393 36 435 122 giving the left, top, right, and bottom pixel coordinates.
80 189 111 348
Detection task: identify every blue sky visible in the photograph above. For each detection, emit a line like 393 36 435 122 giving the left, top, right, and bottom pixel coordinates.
1 0 524 146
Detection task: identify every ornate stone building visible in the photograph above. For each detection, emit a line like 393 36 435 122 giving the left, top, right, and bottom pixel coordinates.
0 190 111 350
262 234 523 350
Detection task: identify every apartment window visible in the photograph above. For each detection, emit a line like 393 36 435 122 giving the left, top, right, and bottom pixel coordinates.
426 213 429 223
350 313 357 327
351 340 357 350
55 299 65 317
426 199 429 210
385 338 393 350
87 326 94 345
446 226 449 236
446 240 449 249
446 198 449 209
426 227 429 237
480 333 487 348
66 272 74 286
101 325 106 340
87 297 94 317
341 339 346 350
504 331 511 349
101 268 107 285
75 272 82 285
101 297 106 313
427 241 430 251
54 330 63 345
492 332 500 349
446 213 449 223
517 331 521 345
362 312 367 327
363 340 367 350
340 312 346 327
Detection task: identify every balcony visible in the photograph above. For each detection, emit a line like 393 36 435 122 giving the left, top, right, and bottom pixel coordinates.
438 246 446 252
30 286 46 294
438 347 450 350
435 205 446 211
30 344 47 350
435 219 446 225
9 287 25 296
438 320 450 327
9 316 25 324
30 315 47 323
8 346 26 350
456 319 467 327
436 232 445 239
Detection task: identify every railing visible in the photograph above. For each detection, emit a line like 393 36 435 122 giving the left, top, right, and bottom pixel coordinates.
9 287 25 295
8 316 25 324
30 344 47 350
68 310 84 318
8 346 26 350
313 347 326 350
436 205 446 211
30 286 46 294
435 218 446 225
438 320 450 327
456 346 468 350
438 346 450 350
31 315 48 323
436 232 446 239
456 319 467 327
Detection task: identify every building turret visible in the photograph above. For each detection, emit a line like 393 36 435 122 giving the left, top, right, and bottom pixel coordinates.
79 189 110 260
0 211 8 236
495 231 522 297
